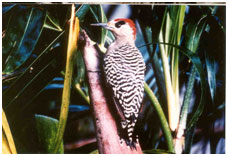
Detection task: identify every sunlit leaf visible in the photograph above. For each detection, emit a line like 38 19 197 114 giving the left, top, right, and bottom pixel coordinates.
185 15 207 53
44 13 62 32
2 131 12 154
2 110 17 154
205 53 216 102
52 4 80 153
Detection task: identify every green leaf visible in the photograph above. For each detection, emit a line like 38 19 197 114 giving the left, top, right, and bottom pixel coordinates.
139 20 167 111
144 83 174 153
73 50 90 104
160 42 206 132
75 4 90 20
44 13 62 32
177 13 208 148
178 66 197 138
205 52 216 102
185 15 208 53
74 51 86 84
3 6 46 74
171 6 186 130
165 11 171 55
139 41 206 136
98 5 108 45
165 43 206 132
90 5 108 45
3 31 65 120
184 123 196 153
35 114 64 154
51 7 80 153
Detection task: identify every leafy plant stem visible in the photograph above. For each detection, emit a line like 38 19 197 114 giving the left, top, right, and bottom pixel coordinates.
158 30 177 131
144 82 174 153
178 66 196 133
172 6 186 128
75 83 90 104
176 66 196 153
52 4 79 153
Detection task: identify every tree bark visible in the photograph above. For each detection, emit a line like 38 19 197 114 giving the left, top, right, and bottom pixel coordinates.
81 30 142 154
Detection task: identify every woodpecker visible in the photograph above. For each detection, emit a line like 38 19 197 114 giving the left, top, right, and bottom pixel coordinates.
91 18 145 149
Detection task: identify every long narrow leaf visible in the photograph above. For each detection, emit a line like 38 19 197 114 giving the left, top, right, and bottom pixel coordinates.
44 13 62 32
139 41 206 135
186 16 207 53
159 30 177 131
3 31 65 109
171 6 186 134
144 83 174 153
76 4 90 20
2 4 16 14
99 5 108 45
140 25 167 110
178 15 208 150
205 52 216 102
2 131 12 154
2 109 17 154
89 5 108 45
52 4 80 153
177 14 208 152
176 66 196 140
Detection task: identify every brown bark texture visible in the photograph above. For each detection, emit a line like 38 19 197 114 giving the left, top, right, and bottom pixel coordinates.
80 30 143 154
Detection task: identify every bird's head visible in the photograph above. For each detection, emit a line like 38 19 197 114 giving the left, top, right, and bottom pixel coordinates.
91 18 137 41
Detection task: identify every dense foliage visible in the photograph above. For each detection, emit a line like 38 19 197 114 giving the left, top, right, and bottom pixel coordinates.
2 3 225 154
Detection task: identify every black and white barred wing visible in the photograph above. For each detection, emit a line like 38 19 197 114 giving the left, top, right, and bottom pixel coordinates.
104 45 145 142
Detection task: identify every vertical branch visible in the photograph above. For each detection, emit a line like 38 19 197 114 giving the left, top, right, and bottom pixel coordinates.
81 30 142 154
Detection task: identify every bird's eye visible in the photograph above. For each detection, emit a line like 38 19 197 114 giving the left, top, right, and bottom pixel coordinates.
115 21 126 28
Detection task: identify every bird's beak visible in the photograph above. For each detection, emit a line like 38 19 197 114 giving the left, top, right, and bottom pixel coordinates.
91 23 112 30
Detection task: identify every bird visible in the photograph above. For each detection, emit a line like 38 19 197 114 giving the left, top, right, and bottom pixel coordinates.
91 18 146 149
